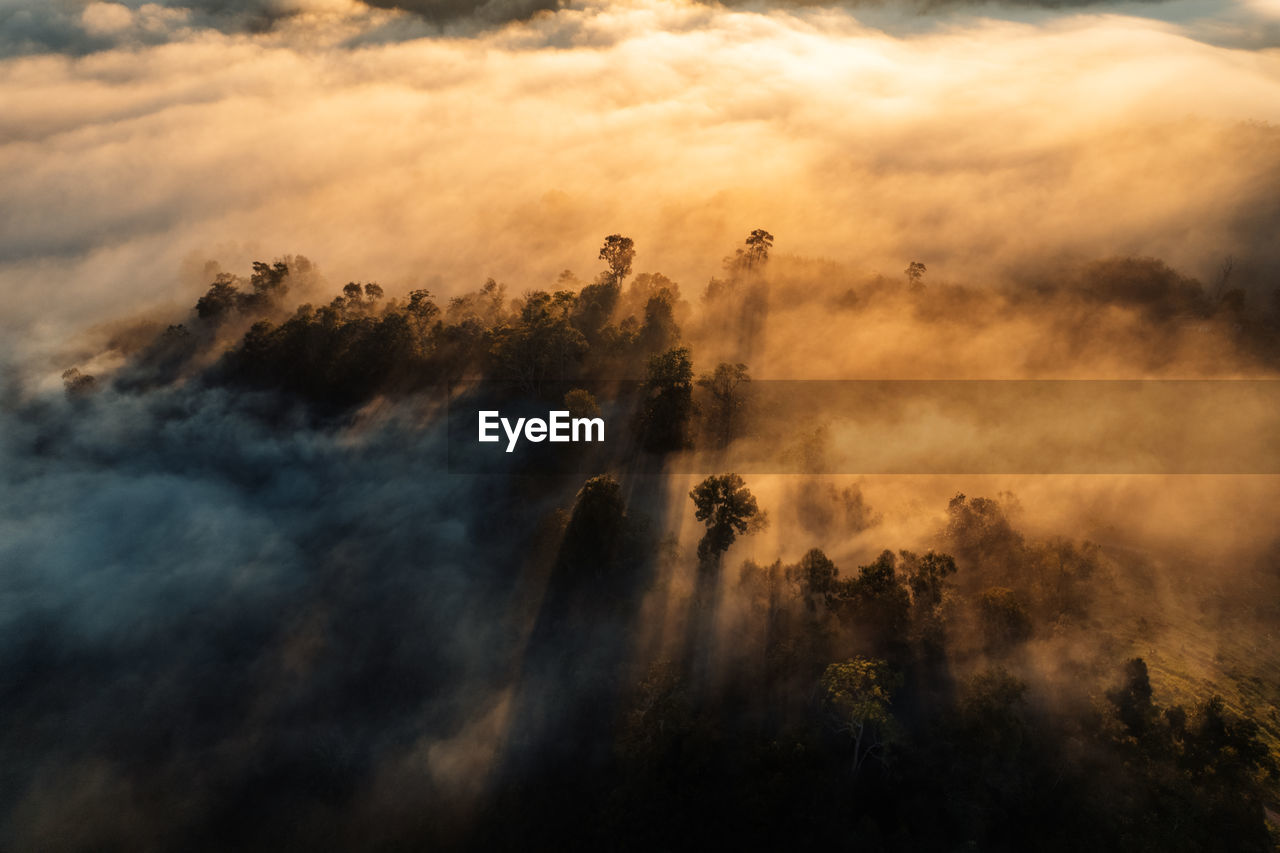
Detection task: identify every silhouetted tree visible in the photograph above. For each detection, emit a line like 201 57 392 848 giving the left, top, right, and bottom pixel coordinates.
689 473 760 566
638 291 681 355
902 551 957 612
238 260 291 313
406 289 439 321
945 493 1025 584
697 362 750 449
1080 256 1211 320
195 273 242 321
599 234 636 286
634 347 694 453
556 474 629 585
837 550 912 654
568 235 635 342
955 667 1031 771
490 290 587 393
901 550 957 658
724 229 774 277
1108 657 1157 740
978 587 1033 652
787 547 838 608
745 229 773 267
624 272 681 318
448 278 507 326
61 368 96 396
904 261 927 291
618 660 692 771
194 259 300 322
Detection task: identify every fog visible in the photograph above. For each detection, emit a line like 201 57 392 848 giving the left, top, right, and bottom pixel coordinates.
3 0 1280 849
4 0 1280 363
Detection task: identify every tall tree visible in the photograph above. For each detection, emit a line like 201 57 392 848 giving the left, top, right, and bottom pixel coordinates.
557 474 629 584
634 346 695 453
786 547 838 607
725 229 774 276
573 235 635 341
977 586 1033 652
744 229 774 269
821 657 902 776
904 261 927 291
689 473 760 566
697 362 750 449
837 550 912 653
638 291 681 355
1108 657 1157 740
599 234 637 286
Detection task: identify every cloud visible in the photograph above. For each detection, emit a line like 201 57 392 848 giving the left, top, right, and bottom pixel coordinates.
81 2 139 35
0 0 1205 61
362 0 559 25
2 1 1279 368
0 0 384 57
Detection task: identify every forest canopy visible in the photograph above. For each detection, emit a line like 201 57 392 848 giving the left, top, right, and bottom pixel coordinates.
9 227 1275 849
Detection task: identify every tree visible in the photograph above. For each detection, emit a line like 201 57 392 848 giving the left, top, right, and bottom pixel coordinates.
405 289 441 349
902 551 957 612
124 322 199 388
568 235 635 342
337 282 383 316
563 388 600 419
821 657 902 775
638 291 681 355
787 547 838 607
194 260 297 321
61 368 96 396
634 347 695 453
195 273 242 321
489 290 586 393
904 261 926 291
557 474 629 583
725 229 774 276
238 260 291 313
1182 695 1277 784
978 587 1032 652
945 493 1025 579
898 550 957 659
957 667 1029 758
744 229 773 268
447 278 507 326
697 362 750 449
837 550 912 651
618 660 692 770
1108 657 1157 740
624 272 681 318
406 289 440 321
689 473 760 565
599 234 636 286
